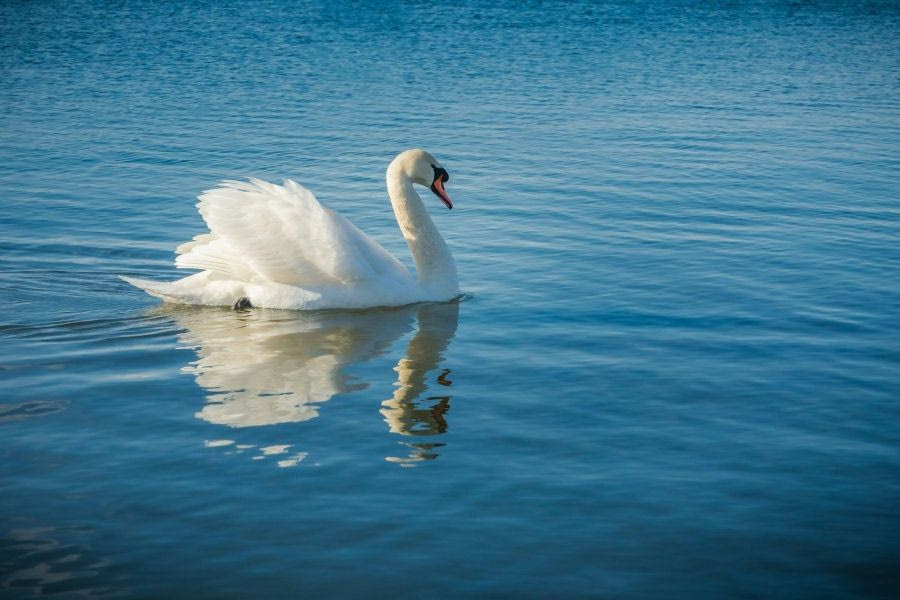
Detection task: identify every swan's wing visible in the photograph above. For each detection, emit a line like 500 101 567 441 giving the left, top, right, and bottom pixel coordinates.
175 178 409 285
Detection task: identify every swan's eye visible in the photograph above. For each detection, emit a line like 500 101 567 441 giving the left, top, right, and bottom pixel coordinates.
431 164 449 183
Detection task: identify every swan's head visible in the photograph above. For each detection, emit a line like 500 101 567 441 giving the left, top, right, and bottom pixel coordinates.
395 148 453 210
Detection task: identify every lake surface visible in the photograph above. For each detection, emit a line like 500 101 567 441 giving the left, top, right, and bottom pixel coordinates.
2 0 899 597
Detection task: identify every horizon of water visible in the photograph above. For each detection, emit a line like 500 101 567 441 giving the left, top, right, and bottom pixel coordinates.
1 1 899 598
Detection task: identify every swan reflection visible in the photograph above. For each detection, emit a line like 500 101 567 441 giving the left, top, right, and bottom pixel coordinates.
160 301 459 465
380 303 459 463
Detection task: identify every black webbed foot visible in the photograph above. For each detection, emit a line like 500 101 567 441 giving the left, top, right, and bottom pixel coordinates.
233 297 252 310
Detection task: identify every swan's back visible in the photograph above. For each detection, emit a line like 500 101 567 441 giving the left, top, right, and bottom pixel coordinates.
176 178 409 287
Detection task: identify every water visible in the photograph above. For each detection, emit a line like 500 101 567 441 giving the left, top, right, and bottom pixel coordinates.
2 0 899 597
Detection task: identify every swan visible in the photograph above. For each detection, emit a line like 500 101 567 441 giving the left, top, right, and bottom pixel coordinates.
121 149 458 310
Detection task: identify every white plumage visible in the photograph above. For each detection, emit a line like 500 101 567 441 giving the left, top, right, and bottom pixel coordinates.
122 149 459 310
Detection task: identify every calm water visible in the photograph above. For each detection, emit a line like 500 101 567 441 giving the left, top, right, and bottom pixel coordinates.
2 0 899 597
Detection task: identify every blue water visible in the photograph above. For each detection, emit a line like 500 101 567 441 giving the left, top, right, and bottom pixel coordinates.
2 0 899 597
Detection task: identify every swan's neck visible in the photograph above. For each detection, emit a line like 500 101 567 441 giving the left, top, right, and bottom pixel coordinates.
386 165 458 292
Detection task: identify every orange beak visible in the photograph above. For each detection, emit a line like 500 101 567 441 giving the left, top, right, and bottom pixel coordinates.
431 175 453 210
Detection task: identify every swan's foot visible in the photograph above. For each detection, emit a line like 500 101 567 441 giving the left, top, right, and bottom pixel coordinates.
232 297 252 310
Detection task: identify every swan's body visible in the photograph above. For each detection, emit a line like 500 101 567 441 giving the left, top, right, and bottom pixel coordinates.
122 149 458 310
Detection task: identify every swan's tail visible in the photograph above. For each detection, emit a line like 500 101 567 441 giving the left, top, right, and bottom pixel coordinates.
119 275 191 304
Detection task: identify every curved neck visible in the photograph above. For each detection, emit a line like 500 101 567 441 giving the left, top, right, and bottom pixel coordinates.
386 163 457 291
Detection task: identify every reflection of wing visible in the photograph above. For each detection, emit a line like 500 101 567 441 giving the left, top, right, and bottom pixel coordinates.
175 179 409 285
194 354 342 427
163 305 417 427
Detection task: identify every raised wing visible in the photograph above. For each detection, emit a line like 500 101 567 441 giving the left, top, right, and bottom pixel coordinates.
175 178 409 286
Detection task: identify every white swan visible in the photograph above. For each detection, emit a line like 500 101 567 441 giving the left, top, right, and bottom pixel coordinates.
122 149 458 310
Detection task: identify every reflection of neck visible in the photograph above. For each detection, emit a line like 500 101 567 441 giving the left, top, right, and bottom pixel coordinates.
381 302 459 436
386 164 458 291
